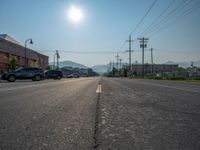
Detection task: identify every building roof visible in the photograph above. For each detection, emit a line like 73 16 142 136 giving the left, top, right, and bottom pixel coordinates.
0 34 22 45
0 34 48 59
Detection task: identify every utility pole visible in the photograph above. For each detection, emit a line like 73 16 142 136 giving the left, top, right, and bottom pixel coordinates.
150 48 153 74
138 37 149 78
119 58 122 69
116 53 119 70
126 34 134 70
56 50 60 69
110 61 112 71
119 58 123 78
53 52 56 69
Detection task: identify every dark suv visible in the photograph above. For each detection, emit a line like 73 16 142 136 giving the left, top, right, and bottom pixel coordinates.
45 70 63 80
1 67 44 82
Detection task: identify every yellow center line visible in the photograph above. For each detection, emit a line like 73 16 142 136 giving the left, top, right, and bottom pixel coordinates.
96 84 102 93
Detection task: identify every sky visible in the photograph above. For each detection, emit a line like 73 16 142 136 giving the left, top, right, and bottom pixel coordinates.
0 0 200 67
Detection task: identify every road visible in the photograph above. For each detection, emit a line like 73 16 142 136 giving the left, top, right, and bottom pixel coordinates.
0 77 200 150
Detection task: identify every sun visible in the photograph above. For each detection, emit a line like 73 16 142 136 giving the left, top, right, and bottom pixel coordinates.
68 6 83 23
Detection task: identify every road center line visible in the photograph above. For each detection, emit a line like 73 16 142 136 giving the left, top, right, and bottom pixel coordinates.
96 84 102 93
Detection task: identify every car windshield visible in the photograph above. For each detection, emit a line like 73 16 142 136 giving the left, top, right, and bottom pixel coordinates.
14 68 24 72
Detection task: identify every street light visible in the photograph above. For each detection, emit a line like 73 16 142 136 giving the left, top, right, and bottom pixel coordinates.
24 39 33 67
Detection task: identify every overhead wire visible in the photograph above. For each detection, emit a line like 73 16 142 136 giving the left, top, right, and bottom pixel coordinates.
130 0 158 35
118 0 159 52
143 0 193 36
140 0 175 36
38 50 125 54
148 0 200 38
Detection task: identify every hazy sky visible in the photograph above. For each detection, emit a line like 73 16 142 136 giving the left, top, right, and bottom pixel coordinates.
0 0 200 67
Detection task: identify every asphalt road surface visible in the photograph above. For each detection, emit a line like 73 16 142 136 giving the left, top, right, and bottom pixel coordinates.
0 77 200 150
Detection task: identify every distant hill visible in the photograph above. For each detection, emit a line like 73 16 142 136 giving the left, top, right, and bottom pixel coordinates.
165 60 200 68
50 60 200 74
91 65 108 75
91 62 128 75
50 60 88 69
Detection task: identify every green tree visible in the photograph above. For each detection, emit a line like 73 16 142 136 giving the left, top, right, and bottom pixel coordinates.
30 59 39 67
45 65 51 70
8 56 20 71
112 67 118 76
122 65 130 77
88 68 99 76
177 67 186 72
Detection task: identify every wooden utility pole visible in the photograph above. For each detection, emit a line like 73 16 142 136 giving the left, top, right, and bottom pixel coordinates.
138 37 149 78
150 48 153 74
119 58 122 69
110 61 112 72
56 50 60 69
116 53 119 70
126 35 134 70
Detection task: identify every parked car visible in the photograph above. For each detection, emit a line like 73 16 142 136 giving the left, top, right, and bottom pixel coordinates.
1 67 44 82
63 73 80 78
45 70 63 79
64 74 73 78
72 73 80 78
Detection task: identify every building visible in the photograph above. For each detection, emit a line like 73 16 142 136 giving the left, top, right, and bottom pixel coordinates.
131 64 178 76
0 34 48 73
189 67 200 77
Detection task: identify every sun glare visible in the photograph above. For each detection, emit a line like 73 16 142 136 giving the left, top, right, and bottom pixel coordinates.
68 6 83 23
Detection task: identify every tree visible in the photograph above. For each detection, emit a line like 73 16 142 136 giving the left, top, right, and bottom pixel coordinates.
45 65 51 70
112 67 118 76
122 65 130 77
177 67 186 72
88 68 99 76
8 56 20 71
30 59 39 67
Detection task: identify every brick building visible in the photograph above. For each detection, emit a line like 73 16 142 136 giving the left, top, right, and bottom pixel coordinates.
0 34 48 73
131 64 178 76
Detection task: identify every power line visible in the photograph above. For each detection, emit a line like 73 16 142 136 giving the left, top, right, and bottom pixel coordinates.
130 0 158 35
144 0 193 36
140 0 175 36
149 0 200 38
153 49 200 54
38 50 124 54
118 0 158 52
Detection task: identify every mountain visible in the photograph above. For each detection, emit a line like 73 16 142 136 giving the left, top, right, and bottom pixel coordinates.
165 61 177 64
50 60 88 69
165 60 200 68
92 65 108 75
91 62 128 75
50 60 200 74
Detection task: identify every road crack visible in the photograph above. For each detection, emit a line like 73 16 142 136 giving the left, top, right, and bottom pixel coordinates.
93 81 101 149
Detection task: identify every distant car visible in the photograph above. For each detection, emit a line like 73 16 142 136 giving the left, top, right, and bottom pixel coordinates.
1 67 44 82
72 73 80 78
64 74 73 78
45 70 63 80
63 73 80 78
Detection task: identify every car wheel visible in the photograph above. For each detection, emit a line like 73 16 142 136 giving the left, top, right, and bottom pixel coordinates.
7 75 16 82
57 75 61 80
34 75 41 81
